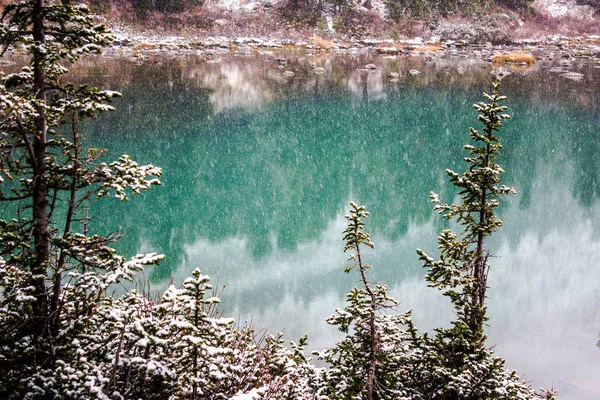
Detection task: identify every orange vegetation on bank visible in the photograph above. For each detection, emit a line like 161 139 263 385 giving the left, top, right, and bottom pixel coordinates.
312 37 334 49
491 52 536 65
413 44 443 52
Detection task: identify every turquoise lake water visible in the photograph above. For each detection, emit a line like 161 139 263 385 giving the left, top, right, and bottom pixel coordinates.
66 52 600 399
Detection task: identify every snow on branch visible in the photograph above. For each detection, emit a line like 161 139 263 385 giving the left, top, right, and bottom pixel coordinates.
95 155 162 201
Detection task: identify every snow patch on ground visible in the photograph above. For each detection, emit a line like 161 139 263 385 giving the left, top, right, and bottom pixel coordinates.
534 0 596 19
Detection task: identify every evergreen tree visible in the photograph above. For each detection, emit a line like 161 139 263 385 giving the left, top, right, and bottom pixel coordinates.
318 202 414 400
159 269 240 399
418 78 514 337
0 1 162 397
410 80 557 400
153 270 322 399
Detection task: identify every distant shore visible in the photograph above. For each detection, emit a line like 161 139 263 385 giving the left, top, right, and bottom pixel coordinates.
103 29 600 67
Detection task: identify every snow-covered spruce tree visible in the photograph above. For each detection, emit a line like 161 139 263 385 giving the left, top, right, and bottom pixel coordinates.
410 80 557 400
317 202 414 400
419 79 515 339
0 1 162 398
157 268 243 400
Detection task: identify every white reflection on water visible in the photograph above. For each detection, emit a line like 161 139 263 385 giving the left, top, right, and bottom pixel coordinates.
490 226 600 399
187 58 395 112
347 69 387 101
149 168 600 400
188 62 276 113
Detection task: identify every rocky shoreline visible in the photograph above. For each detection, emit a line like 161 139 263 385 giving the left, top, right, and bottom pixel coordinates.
105 30 600 71
3 26 598 85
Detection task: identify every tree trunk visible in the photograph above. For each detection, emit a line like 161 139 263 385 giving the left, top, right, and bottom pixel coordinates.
472 137 492 335
31 0 50 358
357 242 376 400
51 114 80 339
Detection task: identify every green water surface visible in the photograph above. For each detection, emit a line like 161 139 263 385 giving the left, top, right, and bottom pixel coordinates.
78 53 600 399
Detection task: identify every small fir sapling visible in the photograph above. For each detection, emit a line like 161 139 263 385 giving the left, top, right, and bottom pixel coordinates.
410 80 558 400
317 202 413 400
